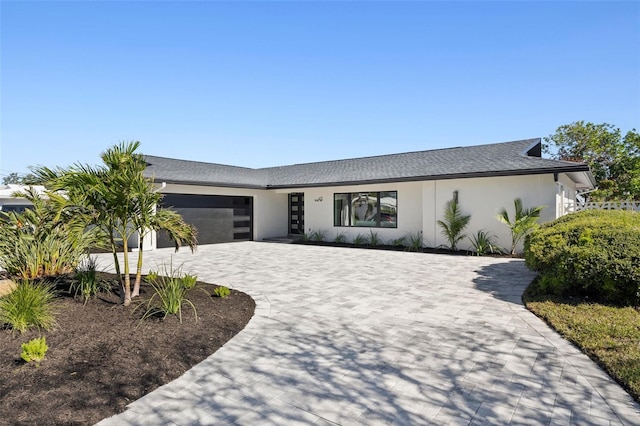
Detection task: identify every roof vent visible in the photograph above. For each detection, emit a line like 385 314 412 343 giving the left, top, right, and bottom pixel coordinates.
526 142 542 158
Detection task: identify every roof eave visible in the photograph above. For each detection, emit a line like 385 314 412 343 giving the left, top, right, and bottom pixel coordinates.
267 166 592 189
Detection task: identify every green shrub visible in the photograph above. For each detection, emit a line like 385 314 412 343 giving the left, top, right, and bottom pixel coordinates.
213 286 230 298
469 230 503 256
369 230 381 246
353 233 368 246
525 210 640 304
333 232 347 243
390 236 407 247
71 256 108 303
0 280 57 333
146 270 159 283
181 274 198 290
437 200 471 251
139 262 197 323
0 190 102 280
21 336 48 365
406 231 423 252
304 229 325 242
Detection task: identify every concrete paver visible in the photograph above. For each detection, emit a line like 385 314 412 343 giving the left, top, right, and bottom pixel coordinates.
97 242 640 425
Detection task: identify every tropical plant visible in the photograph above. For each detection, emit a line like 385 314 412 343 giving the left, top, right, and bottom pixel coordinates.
469 230 503 256
405 231 423 252
497 198 545 255
213 286 230 298
369 230 381 246
0 189 101 280
181 274 198 290
305 229 325 242
437 200 471 251
353 233 368 246
33 141 197 306
391 236 407 247
333 232 347 243
71 256 108 303
139 264 198 323
21 337 48 365
0 280 57 333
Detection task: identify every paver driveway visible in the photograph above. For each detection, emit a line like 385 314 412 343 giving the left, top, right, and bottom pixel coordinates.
98 242 640 425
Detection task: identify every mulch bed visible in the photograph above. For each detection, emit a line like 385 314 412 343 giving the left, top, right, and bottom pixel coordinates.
0 273 255 425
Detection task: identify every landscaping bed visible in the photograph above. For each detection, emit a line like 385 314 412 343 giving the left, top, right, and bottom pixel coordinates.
0 273 255 425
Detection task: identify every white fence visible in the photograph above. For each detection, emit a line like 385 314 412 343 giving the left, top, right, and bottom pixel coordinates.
571 201 640 212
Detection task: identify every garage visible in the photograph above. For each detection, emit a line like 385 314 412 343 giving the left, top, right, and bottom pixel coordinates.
157 194 253 247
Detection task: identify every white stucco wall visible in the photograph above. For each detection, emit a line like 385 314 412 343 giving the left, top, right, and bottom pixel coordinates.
291 173 565 253
426 174 557 252
277 181 423 244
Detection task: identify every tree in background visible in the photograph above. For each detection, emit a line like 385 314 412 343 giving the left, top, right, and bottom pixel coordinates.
544 121 640 200
2 172 38 185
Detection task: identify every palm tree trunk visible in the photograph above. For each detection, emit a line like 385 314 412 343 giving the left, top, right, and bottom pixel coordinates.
121 233 132 306
132 234 144 298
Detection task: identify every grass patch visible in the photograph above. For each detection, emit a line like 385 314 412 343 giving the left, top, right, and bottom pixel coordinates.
523 279 640 403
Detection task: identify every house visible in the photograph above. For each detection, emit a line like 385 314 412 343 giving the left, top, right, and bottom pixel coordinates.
143 138 594 252
0 185 46 213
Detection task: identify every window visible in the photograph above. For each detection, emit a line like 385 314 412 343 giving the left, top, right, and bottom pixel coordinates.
334 191 397 228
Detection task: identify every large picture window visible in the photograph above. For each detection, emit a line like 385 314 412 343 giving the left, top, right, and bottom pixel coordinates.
334 191 397 228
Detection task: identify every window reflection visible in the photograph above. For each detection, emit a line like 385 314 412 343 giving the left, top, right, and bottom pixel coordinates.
334 191 397 228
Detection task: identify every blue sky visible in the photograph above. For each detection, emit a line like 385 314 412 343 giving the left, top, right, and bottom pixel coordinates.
1 1 639 177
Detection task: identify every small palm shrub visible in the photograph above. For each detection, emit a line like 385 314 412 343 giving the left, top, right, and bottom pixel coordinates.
406 231 423 252
437 200 471 251
525 210 640 305
71 256 108 302
308 229 326 242
353 233 368 246
0 190 102 280
213 286 230 298
391 236 407 247
0 280 57 333
498 198 545 255
334 232 347 243
21 336 48 365
369 230 381 246
469 230 503 256
181 274 198 290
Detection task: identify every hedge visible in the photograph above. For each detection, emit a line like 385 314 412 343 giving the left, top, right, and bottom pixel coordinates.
524 210 640 305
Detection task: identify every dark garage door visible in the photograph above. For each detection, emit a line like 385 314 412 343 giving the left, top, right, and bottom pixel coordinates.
158 194 253 248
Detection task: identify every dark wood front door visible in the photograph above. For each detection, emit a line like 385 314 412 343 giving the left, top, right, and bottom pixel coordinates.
288 193 304 235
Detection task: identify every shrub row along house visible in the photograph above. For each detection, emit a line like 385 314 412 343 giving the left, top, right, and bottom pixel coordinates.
137 138 594 253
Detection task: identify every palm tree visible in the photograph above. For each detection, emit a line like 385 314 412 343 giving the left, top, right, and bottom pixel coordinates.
35 141 196 305
437 200 471 251
497 198 545 255
130 176 197 297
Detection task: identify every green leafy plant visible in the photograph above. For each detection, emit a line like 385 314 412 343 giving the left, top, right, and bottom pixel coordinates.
437 200 471 251
406 231 423 252
213 286 230 298
21 336 48 365
0 280 57 333
469 230 503 256
391 236 407 247
333 232 347 243
525 209 640 305
139 262 197 323
71 256 108 303
181 274 198 290
146 270 159 283
308 229 326 242
369 230 381 246
353 233 368 246
498 198 545 255
0 189 102 280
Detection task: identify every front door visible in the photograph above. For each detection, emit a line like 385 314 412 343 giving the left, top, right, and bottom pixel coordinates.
289 193 304 235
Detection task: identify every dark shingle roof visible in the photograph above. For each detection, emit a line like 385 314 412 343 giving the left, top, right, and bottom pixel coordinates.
144 138 594 189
